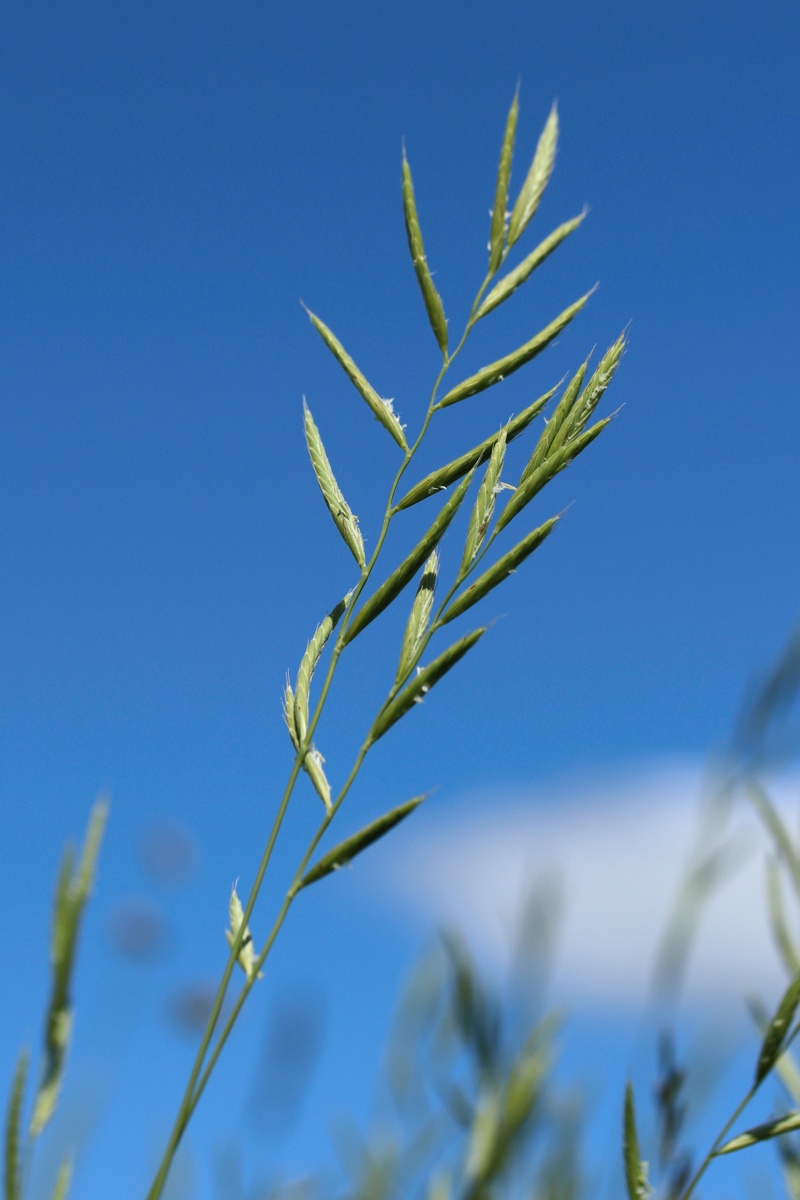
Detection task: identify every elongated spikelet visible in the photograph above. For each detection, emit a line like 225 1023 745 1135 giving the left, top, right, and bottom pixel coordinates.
303 400 366 568
488 91 519 274
402 150 449 355
508 104 558 248
396 549 439 685
305 309 408 449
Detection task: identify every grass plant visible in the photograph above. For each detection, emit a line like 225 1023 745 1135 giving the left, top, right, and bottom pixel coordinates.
8 93 800 1200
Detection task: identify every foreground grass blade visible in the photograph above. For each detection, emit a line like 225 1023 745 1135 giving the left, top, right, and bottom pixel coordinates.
402 151 448 355
747 781 800 899
623 1082 649 1200
4 1051 27 1200
435 291 591 409
477 212 586 321
766 857 800 975
756 968 800 1085
507 103 558 248
305 310 408 449
343 473 473 644
303 401 366 569
370 628 487 742
441 518 559 625
716 1110 800 1155
488 91 519 274
296 796 426 890
395 386 556 510
31 801 107 1136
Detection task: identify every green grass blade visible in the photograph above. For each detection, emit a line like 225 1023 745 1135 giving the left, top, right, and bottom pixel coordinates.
31 801 108 1137
303 400 367 569
508 104 558 248
747 781 800 899
756 968 800 1086
294 594 349 740
395 387 556 510
297 796 426 890
716 1110 800 1155
305 309 408 449
488 91 519 274
767 857 800 976
402 151 448 355
441 518 559 625
460 431 507 574
435 291 591 410
343 473 473 644
496 415 613 534
50 1159 72 1200
370 628 486 741
623 1082 648 1199
478 212 586 321
4 1050 28 1200
74 802 106 906
396 550 439 685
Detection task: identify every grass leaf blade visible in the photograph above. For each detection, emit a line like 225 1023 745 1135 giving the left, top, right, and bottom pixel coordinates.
748 781 800 899
441 518 558 625
304 401 366 568
402 151 448 355
305 309 407 449
31 801 108 1137
767 857 800 976
508 104 558 248
623 1082 649 1199
344 473 473 644
4 1050 28 1200
297 796 426 890
396 387 556 510
436 291 591 410
478 212 586 321
488 91 519 274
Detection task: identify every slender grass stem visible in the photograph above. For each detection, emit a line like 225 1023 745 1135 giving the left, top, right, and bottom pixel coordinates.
679 1086 756 1200
146 284 486 1197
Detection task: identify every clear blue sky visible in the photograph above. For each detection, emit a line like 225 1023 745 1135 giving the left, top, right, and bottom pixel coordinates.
1 1 799 1197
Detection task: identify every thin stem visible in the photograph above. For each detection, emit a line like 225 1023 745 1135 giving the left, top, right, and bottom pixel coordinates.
182 743 372 1121
679 1086 756 1200
147 266 488 1198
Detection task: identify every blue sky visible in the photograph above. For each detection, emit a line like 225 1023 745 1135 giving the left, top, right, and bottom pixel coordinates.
1 1 799 1196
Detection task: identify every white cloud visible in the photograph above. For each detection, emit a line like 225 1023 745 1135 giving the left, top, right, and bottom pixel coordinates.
371 759 800 1012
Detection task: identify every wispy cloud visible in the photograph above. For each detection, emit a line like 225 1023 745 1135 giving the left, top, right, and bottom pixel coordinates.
370 759 800 1012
